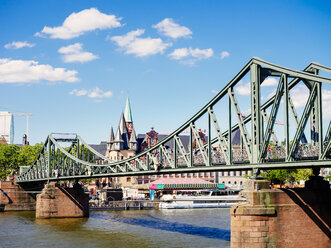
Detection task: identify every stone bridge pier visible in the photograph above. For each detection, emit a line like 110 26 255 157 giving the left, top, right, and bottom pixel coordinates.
36 182 89 218
230 176 331 248
0 176 39 211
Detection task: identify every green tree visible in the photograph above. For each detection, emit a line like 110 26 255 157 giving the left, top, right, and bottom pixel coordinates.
292 169 312 182
0 143 43 180
261 169 295 185
261 168 313 185
325 172 331 181
0 145 20 180
17 143 43 167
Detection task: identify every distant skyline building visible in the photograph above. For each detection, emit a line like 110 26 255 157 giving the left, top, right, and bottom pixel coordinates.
0 111 14 145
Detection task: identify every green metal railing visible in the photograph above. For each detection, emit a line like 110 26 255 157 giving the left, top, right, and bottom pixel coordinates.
17 58 331 183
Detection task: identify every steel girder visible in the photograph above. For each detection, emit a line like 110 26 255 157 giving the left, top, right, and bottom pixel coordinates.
17 58 331 183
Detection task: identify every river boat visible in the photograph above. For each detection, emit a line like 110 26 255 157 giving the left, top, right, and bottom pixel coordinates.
159 190 243 209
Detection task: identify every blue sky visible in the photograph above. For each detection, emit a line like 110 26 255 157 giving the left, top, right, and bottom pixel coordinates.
0 0 330 145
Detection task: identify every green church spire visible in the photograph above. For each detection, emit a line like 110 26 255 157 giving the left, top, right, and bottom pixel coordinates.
124 96 133 122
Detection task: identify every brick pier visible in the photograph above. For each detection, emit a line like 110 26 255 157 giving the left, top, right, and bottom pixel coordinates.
0 178 37 211
36 183 89 218
230 179 331 248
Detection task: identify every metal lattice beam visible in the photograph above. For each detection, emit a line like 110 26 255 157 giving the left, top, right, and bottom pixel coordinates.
16 58 331 183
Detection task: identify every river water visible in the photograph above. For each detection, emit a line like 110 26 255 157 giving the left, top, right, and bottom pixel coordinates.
0 208 231 248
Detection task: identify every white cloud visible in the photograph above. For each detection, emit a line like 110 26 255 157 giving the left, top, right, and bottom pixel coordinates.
69 87 113 99
190 48 213 60
168 48 189 60
69 89 88 96
242 108 251 117
111 29 171 57
211 89 218 94
322 89 331 119
153 18 192 39
58 43 98 63
290 85 309 108
110 29 144 46
36 8 122 39
169 47 213 65
290 85 331 119
266 89 276 99
262 77 278 87
235 81 250 96
220 51 230 59
4 41 35 49
0 58 78 83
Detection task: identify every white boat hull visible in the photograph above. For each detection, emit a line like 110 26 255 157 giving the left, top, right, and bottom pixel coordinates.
159 201 238 209
159 192 243 209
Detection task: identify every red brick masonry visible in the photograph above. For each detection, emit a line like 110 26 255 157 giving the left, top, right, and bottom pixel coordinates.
231 180 331 248
0 180 36 211
36 183 89 218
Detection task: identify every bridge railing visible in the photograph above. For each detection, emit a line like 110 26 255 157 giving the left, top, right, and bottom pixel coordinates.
17 58 331 183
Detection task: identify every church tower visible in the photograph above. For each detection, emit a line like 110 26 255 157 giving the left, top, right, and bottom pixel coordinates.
124 96 133 137
107 96 138 160
106 96 138 186
107 126 115 151
112 127 124 151
129 126 138 151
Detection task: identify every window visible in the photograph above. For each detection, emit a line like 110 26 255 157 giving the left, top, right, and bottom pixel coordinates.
240 181 243 185
126 177 131 182
234 181 237 184
228 181 231 184
121 156 124 160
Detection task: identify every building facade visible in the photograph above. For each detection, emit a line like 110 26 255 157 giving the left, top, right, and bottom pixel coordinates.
105 97 138 187
0 112 14 145
96 97 247 188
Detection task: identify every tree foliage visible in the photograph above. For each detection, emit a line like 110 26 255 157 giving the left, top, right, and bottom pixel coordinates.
325 172 331 181
261 169 313 185
0 143 43 180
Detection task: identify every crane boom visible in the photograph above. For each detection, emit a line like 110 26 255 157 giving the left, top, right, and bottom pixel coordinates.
1 112 32 144
12 113 32 116
14 113 32 144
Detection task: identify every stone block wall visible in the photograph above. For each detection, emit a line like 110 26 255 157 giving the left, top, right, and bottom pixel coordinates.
36 183 89 218
0 180 36 211
231 180 331 248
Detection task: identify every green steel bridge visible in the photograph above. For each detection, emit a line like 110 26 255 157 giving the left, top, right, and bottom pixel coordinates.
17 57 331 183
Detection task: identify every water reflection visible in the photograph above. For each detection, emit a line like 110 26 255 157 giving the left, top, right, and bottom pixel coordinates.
35 217 88 231
92 211 230 241
0 209 231 248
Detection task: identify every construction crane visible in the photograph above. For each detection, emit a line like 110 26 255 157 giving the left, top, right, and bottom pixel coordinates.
12 113 32 144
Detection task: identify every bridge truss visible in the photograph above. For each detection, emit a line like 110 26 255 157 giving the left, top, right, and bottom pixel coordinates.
17 57 331 183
